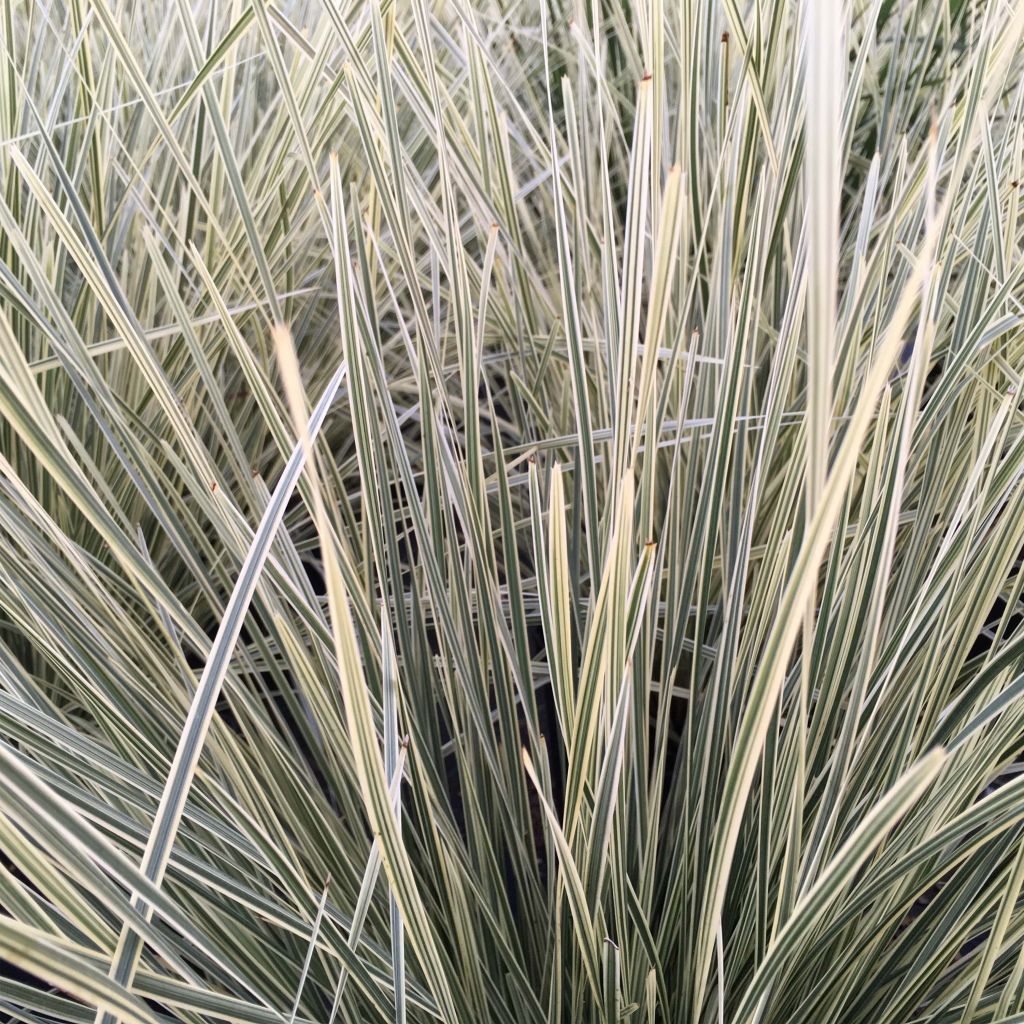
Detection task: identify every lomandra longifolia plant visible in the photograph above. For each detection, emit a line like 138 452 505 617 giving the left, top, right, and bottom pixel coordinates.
3 1 1024 1023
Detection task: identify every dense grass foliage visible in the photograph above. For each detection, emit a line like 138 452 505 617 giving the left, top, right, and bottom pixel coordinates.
2 1 1024 1023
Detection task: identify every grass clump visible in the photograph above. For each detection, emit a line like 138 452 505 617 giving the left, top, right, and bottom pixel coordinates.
2 1 1024 1023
